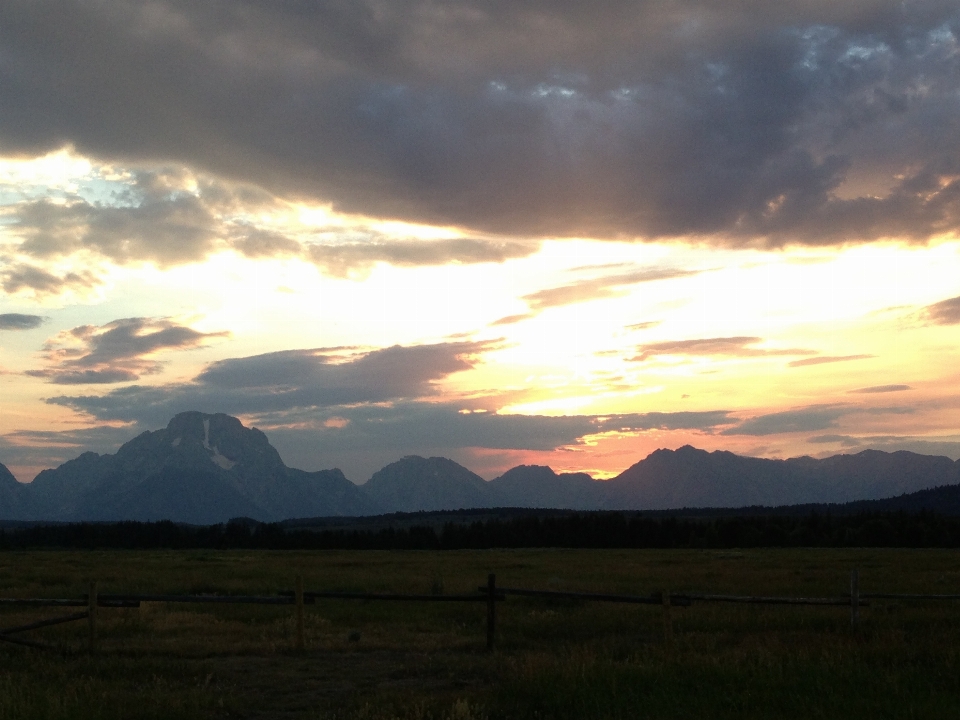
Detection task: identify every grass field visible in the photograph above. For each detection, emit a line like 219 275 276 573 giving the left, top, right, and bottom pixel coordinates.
1 548 959 719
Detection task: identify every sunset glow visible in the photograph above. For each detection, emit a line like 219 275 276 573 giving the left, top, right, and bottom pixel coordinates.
2 2 960 485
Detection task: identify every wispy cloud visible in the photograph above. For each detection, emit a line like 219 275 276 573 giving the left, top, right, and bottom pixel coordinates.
788 354 873 368
849 384 912 394
632 336 815 362
523 268 699 311
306 238 537 278
490 313 535 326
27 317 229 384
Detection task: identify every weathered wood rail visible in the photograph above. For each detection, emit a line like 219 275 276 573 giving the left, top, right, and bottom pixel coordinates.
4 569 959 654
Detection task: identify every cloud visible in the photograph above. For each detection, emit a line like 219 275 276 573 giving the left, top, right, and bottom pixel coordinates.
27 317 229 384
46 339 496 421
1 263 98 296
921 295 960 325
306 237 537 278
625 321 660 331
632 336 815 362
807 434 863 447
1 2 959 242
723 403 914 436
7 169 273 267
0 424 134 479
490 313 535 326
788 354 873 367
806 433 960 461
0 313 46 330
849 384 912 394
522 268 699 311
722 405 850 436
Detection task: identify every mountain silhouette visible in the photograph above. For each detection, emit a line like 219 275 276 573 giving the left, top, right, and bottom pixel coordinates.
2 414 960 522
15 411 379 522
488 465 600 509
601 445 960 510
361 455 500 512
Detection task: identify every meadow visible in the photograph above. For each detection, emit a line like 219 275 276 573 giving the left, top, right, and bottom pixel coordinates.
1 547 959 719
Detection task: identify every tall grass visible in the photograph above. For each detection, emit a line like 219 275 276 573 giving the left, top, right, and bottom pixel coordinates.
1 548 959 718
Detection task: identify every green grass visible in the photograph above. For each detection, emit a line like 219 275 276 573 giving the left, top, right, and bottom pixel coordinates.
1 548 959 718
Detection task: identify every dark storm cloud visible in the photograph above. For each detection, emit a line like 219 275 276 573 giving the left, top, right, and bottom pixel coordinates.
46 340 496 421
921 294 960 325
0 313 46 330
28 317 229 384
631 336 815 362
1 1 958 242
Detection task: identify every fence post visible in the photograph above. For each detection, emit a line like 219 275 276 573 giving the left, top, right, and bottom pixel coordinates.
295 574 305 651
487 573 496 651
88 580 97 654
850 568 859 628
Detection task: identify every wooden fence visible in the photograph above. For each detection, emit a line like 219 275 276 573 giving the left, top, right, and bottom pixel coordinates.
3 570 958 654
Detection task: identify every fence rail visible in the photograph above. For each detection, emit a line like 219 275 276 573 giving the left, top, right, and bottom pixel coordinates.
3 569 959 654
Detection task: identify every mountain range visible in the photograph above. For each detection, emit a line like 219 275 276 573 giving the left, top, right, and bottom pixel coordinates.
2 411 960 523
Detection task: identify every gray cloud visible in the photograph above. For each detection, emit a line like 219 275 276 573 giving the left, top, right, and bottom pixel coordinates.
1 2 958 242
47 339 496 421
849 384 912 393
3 168 538 280
788 354 873 367
722 405 850 436
0 313 46 330
28 317 229 384
523 268 699 311
632 336 815 362
723 403 913 436
1 263 98 296
921 295 960 325
7 169 276 268
806 433 960 460
807 434 863 447
0 425 133 480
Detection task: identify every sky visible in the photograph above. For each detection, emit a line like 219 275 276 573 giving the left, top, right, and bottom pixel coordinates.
1 0 960 485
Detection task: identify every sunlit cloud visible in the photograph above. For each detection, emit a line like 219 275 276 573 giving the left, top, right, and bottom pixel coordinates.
788 354 874 368
522 267 700 311
631 336 815 362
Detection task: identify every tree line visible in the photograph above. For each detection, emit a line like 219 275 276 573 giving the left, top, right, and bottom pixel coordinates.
2 510 960 550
